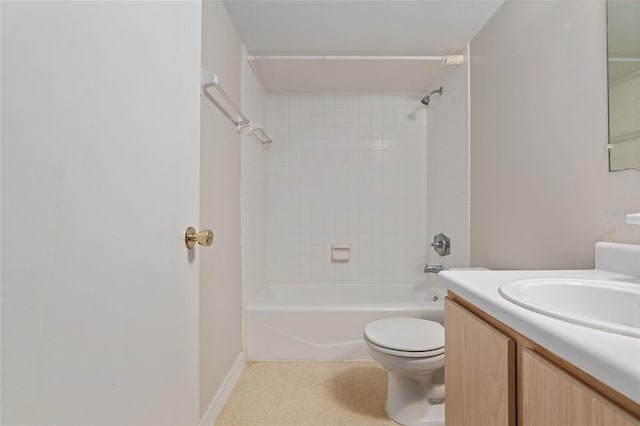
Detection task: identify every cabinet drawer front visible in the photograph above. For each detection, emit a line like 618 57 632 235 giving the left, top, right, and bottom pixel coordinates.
445 298 516 426
521 348 638 426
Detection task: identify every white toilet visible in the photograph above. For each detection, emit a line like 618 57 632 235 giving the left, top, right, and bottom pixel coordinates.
364 317 445 426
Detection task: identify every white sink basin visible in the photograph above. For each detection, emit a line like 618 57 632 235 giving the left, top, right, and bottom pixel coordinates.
499 278 640 338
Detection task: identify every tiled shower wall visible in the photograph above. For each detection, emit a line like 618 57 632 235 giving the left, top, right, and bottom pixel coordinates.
265 93 429 282
426 48 470 273
241 51 268 303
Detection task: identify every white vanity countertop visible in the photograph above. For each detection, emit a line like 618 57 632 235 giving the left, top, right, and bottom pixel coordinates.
439 268 640 403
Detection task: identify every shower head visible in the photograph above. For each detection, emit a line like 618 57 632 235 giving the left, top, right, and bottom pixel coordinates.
420 86 444 106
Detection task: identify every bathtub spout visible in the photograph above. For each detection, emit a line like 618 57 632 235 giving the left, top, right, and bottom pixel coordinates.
424 264 444 274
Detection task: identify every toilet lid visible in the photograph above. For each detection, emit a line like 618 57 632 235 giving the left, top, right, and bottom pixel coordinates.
364 318 444 352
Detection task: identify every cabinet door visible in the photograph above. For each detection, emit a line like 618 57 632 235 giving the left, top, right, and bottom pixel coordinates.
445 298 516 426
521 348 638 426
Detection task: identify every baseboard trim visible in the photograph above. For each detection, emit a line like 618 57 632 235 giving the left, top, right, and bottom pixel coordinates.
200 352 246 426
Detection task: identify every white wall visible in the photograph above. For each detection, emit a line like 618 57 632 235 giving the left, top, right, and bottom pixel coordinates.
240 52 268 305
470 0 640 270
265 93 428 283
2 2 202 424
426 50 470 273
199 0 244 419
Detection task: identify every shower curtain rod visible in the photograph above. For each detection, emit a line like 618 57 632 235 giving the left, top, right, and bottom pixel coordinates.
248 55 464 64
609 57 640 62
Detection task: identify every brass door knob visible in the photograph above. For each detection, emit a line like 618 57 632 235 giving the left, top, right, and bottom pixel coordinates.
185 227 214 249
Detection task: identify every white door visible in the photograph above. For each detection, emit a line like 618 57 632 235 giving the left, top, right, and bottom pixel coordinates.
1 2 201 424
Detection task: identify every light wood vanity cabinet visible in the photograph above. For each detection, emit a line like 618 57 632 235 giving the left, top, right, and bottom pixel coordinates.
520 348 638 426
445 294 640 426
444 298 516 426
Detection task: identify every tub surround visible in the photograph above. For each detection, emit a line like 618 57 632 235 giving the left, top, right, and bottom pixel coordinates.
264 92 429 285
439 243 640 406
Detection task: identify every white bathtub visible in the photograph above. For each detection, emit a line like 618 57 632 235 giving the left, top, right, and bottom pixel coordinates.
246 283 445 360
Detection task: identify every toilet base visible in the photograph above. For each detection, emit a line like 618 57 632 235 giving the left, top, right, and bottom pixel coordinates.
385 371 445 426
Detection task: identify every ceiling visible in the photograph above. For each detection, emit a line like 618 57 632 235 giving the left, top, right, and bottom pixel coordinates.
223 0 504 91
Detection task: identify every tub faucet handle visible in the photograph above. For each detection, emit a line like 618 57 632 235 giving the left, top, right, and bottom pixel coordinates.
431 233 451 257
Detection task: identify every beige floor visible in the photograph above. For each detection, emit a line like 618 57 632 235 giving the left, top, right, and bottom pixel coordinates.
215 361 397 426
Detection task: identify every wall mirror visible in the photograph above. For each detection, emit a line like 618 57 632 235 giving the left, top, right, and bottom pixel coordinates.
607 0 640 171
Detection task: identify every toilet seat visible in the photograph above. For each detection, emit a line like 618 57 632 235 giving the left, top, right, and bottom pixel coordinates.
366 339 445 358
364 318 445 358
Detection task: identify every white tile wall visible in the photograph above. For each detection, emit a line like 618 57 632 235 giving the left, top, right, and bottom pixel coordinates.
241 51 268 303
426 48 470 274
265 92 429 283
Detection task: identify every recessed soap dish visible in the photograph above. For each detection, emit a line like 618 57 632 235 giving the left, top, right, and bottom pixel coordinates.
331 244 351 261
626 213 640 225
